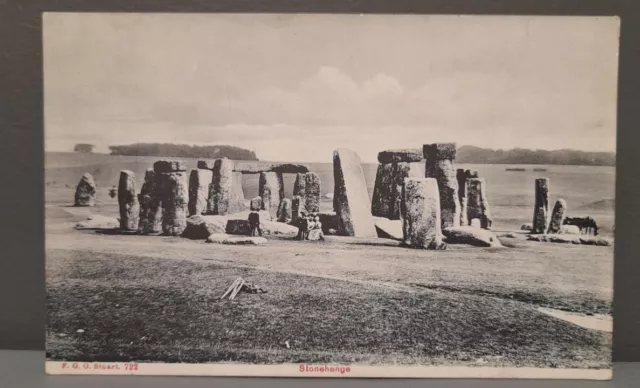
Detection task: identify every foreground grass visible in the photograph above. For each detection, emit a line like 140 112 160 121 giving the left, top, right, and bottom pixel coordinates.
46 249 611 368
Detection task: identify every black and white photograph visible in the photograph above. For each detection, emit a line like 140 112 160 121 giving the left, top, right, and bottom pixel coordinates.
44 13 618 379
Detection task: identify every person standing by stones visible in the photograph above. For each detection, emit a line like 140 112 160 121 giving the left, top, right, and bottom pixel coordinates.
296 212 308 240
248 210 262 237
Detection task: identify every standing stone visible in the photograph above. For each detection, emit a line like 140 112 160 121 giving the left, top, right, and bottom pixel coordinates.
304 172 321 213
231 172 246 212
250 196 263 211
400 178 445 249
188 169 213 216
392 162 424 220
547 199 567 234
277 198 293 223
138 169 162 234
74 173 96 207
293 173 306 198
333 148 377 237
371 163 395 218
259 171 284 218
208 158 243 215
424 143 461 229
456 169 470 226
118 170 140 231
466 178 492 230
532 178 550 234
160 171 189 236
292 195 304 222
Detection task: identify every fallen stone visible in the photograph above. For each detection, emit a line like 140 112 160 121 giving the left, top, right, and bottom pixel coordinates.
153 160 187 173
443 226 503 248
138 169 162 234
401 178 445 249
560 225 581 235
233 161 309 174
75 215 119 230
118 170 140 231
74 173 96 207
333 148 377 237
182 215 228 239
377 149 423 164
373 217 403 241
188 169 213 216
226 219 298 236
160 171 189 236
579 236 613 247
206 233 268 245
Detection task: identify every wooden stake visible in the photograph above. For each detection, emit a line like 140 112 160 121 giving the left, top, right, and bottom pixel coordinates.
230 279 245 300
221 277 242 299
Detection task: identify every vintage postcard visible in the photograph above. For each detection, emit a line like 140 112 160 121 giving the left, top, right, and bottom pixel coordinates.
44 13 619 379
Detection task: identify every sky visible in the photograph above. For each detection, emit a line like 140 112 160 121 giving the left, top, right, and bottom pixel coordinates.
43 13 620 163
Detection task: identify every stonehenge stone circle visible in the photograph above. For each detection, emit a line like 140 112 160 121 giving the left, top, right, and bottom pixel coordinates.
208 158 244 215
466 178 492 230
118 170 140 231
333 148 377 237
188 169 213 216
401 178 445 249
138 169 163 234
532 178 550 234
423 143 461 229
154 160 189 236
74 173 96 207
277 198 293 223
250 196 263 211
304 172 321 213
259 171 284 218
547 199 567 234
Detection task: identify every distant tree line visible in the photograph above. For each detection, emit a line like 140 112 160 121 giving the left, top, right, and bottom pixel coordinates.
74 143 95 153
457 145 615 166
108 143 259 161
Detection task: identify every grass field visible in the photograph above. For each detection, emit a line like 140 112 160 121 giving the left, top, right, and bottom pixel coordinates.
45 153 614 369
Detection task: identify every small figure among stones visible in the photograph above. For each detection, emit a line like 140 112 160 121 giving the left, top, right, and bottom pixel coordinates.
108 186 117 199
248 210 262 237
295 212 324 241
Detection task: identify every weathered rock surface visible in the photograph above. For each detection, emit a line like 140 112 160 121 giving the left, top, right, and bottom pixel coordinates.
138 169 162 234
304 172 321 213
456 169 470 226
401 178 445 249
532 178 550 234
373 217 403 241
560 224 581 235
188 169 213 216
377 149 423 164
526 233 612 246
371 163 395 218
277 198 293 223
392 162 424 219
233 161 309 174
333 148 377 237
293 173 306 198
208 158 244 215
424 143 460 229
182 215 228 239
75 215 119 230
259 171 284 218
291 196 304 222
74 173 96 207
160 171 189 236
153 160 187 173
443 226 503 248
206 233 267 245
118 170 140 230
467 178 492 230
547 199 567 234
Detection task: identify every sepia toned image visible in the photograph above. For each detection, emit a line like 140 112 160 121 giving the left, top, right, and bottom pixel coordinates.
44 13 619 379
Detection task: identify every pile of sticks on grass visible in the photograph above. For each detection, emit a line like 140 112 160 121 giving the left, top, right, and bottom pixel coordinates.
220 277 267 300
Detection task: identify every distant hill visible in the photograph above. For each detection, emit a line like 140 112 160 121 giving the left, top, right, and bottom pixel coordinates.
108 143 259 161
457 146 615 166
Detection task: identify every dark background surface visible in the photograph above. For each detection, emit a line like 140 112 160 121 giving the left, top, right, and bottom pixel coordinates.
1 0 639 362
